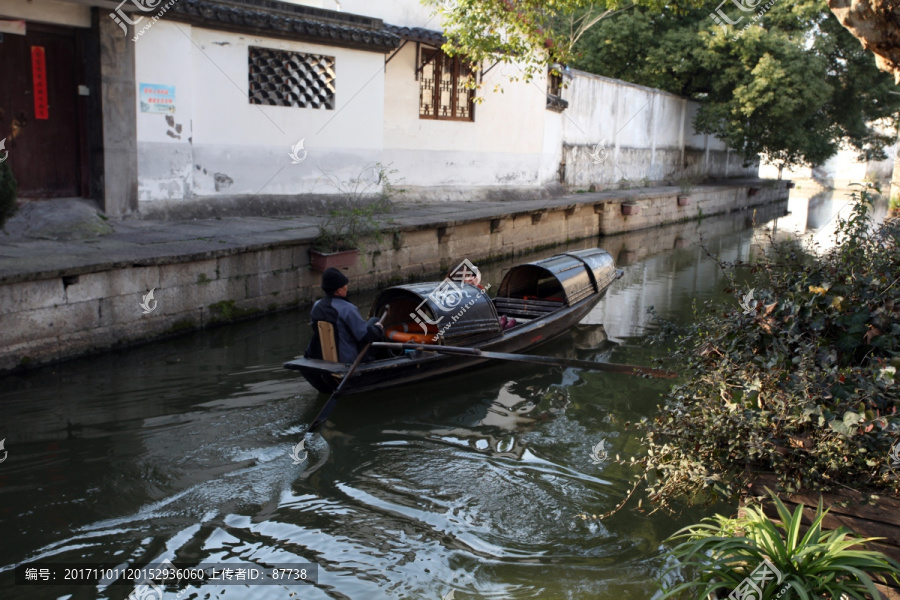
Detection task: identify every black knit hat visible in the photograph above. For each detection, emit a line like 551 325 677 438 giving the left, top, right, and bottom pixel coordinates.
321 267 350 293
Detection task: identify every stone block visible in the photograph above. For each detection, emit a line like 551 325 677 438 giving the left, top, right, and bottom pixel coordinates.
161 280 228 315
453 221 490 239
65 266 160 303
259 248 294 273
368 249 395 272
448 235 492 258
543 209 566 224
503 227 533 247
3 300 100 346
402 229 436 247
99 293 145 328
159 259 218 288
258 270 299 298
292 245 311 268
512 215 531 230
0 337 62 371
223 275 249 301
407 242 441 265
0 278 66 315
217 253 259 279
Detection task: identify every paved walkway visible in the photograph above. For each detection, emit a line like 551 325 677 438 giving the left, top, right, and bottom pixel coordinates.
0 180 764 284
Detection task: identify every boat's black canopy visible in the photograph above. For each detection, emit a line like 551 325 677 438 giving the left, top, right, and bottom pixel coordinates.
498 248 616 305
371 282 501 340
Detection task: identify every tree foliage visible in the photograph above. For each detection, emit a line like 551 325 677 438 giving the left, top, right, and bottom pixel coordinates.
638 185 900 510
571 0 900 171
420 0 697 83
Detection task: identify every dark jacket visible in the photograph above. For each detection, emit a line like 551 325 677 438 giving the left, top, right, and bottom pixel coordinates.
304 295 382 363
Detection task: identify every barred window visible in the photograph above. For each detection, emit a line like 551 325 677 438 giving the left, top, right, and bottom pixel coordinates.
248 46 335 110
418 48 475 121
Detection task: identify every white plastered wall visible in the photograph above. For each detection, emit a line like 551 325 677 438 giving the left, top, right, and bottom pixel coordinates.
134 21 386 203
382 44 549 193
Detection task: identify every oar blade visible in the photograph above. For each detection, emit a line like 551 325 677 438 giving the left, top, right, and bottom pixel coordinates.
306 396 338 434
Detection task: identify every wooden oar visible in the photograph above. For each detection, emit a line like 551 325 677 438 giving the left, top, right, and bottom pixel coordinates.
305 308 390 433
372 341 677 379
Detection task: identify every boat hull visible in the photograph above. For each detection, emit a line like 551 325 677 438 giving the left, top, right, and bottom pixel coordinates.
284 289 607 395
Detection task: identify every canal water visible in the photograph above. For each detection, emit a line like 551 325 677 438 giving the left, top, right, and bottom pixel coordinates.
0 190 871 599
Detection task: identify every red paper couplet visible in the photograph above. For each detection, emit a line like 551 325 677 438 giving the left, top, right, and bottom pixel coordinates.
31 46 49 120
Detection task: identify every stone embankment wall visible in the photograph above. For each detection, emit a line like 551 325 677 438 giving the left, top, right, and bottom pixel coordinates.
0 183 788 373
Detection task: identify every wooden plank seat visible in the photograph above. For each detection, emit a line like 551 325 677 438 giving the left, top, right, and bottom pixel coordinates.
493 297 565 319
318 321 340 362
317 321 346 380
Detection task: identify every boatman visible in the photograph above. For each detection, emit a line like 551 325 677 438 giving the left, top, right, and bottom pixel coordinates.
304 267 383 363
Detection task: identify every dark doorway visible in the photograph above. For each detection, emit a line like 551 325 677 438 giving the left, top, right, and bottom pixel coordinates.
0 23 85 198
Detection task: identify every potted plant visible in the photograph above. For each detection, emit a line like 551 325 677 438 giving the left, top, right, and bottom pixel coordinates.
677 176 696 206
658 493 900 599
310 163 401 271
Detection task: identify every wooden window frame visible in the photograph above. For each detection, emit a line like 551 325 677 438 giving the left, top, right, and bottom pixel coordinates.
418 46 476 122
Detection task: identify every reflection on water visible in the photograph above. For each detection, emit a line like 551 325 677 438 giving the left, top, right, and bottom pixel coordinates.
761 187 889 250
0 192 845 599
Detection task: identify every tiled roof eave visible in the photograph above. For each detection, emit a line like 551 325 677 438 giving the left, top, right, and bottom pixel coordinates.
384 24 446 47
165 0 402 53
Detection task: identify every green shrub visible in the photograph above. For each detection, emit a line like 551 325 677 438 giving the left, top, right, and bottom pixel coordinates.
313 163 402 253
0 161 18 229
637 184 900 509
660 493 900 599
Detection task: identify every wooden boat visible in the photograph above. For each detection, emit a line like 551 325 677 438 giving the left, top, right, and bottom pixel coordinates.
284 248 622 395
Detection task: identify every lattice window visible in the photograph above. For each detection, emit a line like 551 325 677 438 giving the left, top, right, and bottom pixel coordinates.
419 48 475 121
248 46 335 109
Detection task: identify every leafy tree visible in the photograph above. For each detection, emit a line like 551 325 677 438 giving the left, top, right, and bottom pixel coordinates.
419 0 662 83
572 0 900 172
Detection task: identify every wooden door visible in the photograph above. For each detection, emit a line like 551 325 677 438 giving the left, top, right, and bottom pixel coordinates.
0 24 82 198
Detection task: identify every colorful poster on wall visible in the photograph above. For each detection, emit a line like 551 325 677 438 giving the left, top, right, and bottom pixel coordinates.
31 46 48 120
139 83 176 114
